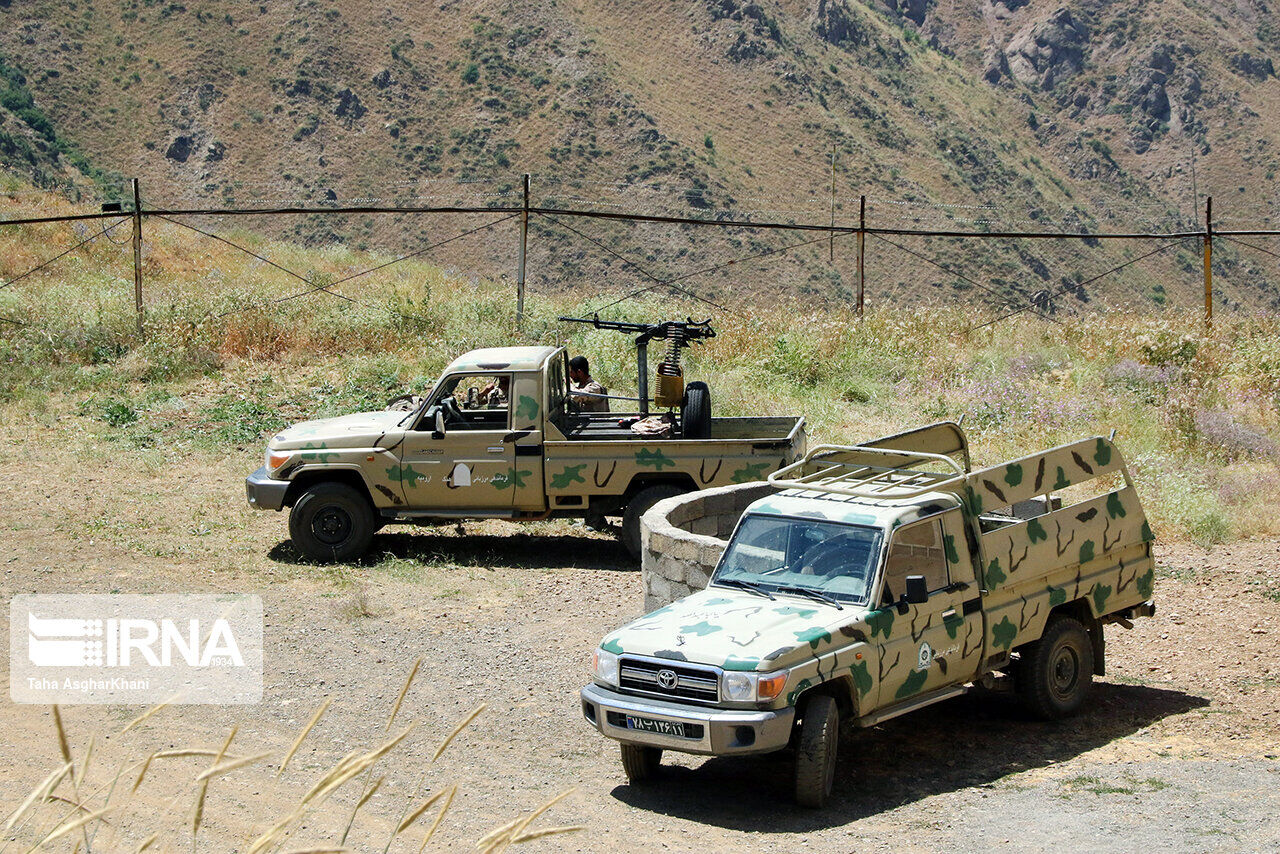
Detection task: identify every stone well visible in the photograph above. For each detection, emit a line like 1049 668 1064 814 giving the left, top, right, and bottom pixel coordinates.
639 481 780 611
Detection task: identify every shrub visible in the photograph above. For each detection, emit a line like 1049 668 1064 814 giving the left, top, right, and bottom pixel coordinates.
1193 410 1277 461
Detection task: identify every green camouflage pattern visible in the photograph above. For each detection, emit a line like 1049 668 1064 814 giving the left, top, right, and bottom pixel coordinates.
973 438 1154 656
593 428 1154 727
255 345 805 519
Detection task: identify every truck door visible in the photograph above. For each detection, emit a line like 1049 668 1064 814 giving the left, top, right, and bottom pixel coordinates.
873 510 983 706
397 373 517 511
507 372 545 512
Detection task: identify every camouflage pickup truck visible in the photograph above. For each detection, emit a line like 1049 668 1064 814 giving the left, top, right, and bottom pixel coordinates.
245 345 805 561
581 422 1156 807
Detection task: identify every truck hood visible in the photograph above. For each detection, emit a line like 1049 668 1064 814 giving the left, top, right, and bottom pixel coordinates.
600 587 871 672
269 410 410 450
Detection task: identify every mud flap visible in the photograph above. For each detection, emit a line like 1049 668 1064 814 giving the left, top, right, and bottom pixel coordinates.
1088 615 1106 677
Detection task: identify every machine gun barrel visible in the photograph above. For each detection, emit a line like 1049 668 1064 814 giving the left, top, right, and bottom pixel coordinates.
558 315 715 342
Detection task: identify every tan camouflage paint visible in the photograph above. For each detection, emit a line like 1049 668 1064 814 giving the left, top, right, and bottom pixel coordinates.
596 430 1154 722
263 345 804 517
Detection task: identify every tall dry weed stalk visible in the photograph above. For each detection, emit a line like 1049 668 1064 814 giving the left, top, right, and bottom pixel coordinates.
4 673 574 853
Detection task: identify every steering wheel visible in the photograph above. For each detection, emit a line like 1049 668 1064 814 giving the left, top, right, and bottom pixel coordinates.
439 395 465 426
798 537 866 581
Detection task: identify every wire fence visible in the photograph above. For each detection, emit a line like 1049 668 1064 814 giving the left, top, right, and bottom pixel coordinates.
0 172 1276 337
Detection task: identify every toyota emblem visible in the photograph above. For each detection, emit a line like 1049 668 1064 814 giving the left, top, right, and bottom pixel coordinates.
656 669 678 690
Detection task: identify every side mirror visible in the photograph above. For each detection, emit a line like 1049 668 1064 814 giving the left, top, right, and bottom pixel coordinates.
425 405 445 438
905 575 929 605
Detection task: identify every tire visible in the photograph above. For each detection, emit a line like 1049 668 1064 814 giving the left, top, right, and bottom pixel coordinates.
619 743 662 783
288 481 377 563
1017 615 1094 719
681 381 712 440
621 484 689 560
794 694 839 808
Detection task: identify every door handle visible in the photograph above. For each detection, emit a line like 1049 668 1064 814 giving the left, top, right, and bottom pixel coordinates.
487 446 505 453
942 609 957 620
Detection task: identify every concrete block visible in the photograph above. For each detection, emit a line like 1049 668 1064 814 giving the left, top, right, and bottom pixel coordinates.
665 537 699 563
645 573 672 603
697 541 727 568
685 563 711 590
690 516 717 536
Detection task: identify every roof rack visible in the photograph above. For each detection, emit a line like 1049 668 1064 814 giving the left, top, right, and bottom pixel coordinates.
768 444 968 500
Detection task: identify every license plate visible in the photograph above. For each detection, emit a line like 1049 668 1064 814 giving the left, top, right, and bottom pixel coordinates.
625 715 685 738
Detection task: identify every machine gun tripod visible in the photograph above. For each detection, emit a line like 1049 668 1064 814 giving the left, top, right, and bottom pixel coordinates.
559 315 716 437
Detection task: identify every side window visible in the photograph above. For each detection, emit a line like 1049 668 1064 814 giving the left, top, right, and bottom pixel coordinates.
547 354 566 419
881 518 948 603
429 374 511 430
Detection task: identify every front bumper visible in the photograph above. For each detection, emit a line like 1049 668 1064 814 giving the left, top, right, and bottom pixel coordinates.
245 466 291 511
580 683 795 756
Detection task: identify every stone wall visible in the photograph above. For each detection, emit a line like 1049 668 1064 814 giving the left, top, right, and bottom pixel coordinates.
639 482 779 611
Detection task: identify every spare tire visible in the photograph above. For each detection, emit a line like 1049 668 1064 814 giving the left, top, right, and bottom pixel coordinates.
682 381 711 439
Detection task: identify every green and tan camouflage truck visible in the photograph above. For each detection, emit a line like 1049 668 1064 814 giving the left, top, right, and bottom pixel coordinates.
580 422 1156 807
245 345 805 561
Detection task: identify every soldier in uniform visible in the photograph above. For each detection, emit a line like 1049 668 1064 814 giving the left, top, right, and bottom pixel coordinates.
477 376 510 409
569 356 609 412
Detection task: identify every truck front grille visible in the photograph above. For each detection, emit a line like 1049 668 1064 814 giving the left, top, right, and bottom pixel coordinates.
618 658 719 703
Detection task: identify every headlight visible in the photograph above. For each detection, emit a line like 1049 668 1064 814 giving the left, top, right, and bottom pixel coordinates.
723 672 753 701
721 669 789 702
265 450 292 474
593 649 619 686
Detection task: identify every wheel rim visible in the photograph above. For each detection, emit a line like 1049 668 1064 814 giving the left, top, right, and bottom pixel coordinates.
312 505 353 546
1049 641 1081 702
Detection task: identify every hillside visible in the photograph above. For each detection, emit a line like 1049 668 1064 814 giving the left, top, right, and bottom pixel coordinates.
0 0 1278 309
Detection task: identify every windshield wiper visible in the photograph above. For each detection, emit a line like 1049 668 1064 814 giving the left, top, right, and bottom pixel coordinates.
774 585 843 610
715 577 775 600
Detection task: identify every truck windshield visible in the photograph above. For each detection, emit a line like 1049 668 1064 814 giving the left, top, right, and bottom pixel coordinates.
712 514 882 605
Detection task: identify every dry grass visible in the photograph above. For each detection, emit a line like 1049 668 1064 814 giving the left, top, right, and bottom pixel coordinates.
1 178 1278 550
1 665 577 852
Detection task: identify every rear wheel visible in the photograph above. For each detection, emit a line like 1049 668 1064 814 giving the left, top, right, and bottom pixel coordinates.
794 694 839 808
621 484 688 560
620 743 662 783
1018 615 1094 719
288 482 376 563
681 381 712 439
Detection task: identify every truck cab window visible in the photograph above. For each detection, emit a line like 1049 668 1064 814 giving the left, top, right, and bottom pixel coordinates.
881 518 948 604
547 354 567 424
428 374 511 431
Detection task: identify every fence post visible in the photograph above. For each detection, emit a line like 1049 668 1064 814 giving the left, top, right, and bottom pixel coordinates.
856 195 866 316
1202 196 1212 325
131 177 143 336
516 173 529 329
828 146 836 263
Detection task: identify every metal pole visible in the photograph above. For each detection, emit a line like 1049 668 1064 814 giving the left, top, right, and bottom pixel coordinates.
131 178 143 336
636 340 650 417
856 195 866 316
516 173 529 329
828 146 836 263
1203 196 1212 325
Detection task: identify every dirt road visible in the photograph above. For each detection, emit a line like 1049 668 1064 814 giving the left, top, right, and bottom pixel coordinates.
1 414 1278 852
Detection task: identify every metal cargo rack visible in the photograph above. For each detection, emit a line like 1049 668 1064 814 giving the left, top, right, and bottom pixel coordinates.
767 444 968 500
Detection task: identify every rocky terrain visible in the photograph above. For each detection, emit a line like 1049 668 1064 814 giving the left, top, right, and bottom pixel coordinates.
0 1 1277 307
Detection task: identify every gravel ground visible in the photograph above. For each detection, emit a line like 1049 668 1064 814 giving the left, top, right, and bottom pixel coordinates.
1 414 1279 851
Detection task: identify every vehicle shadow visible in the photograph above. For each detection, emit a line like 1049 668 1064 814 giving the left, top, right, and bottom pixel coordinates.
267 527 635 573
610 683 1209 832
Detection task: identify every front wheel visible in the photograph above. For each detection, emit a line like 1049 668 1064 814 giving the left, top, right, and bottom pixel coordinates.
619 743 662 783
288 482 377 563
794 694 839 808
1017 615 1094 719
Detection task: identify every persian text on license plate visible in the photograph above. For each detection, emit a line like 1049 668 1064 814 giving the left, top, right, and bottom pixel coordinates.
625 715 685 737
